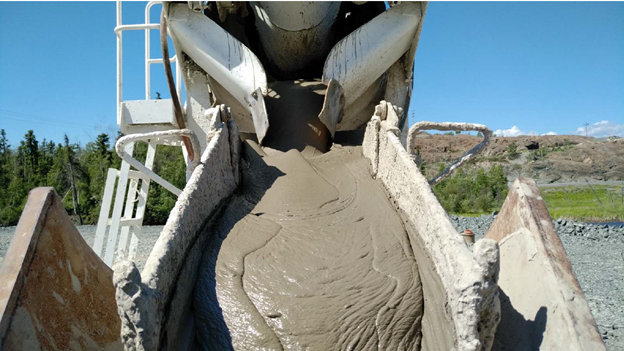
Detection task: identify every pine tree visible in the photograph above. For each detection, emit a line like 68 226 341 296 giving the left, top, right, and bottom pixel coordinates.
0 129 8 161
38 139 55 185
82 133 115 222
0 129 9 188
0 128 187 226
63 134 83 224
95 134 112 162
19 130 40 187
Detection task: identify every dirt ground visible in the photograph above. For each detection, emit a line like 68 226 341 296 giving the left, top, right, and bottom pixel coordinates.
413 134 624 183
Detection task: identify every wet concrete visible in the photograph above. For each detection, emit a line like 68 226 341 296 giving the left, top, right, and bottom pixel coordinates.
194 142 424 350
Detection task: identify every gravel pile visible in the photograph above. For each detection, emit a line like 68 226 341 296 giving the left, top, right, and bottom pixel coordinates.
1 219 622 350
450 214 624 351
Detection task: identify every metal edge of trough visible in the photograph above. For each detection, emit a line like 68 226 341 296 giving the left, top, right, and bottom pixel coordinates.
0 187 121 350
113 116 241 351
0 187 55 342
363 103 501 351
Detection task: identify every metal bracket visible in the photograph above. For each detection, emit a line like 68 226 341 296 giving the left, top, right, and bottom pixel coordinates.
318 79 344 138
248 88 269 144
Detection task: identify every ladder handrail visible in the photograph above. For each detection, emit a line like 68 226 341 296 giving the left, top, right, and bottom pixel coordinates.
101 2 190 268
114 129 201 196
115 1 182 127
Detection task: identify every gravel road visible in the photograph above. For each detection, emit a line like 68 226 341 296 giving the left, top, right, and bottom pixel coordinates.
1 219 622 350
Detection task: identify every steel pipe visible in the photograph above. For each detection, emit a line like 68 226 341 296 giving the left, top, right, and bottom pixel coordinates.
407 121 492 186
115 129 202 196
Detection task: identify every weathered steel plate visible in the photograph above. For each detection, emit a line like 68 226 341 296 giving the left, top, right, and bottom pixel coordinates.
0 187 121 351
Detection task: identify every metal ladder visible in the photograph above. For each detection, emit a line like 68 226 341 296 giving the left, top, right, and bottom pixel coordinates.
93 1 196 267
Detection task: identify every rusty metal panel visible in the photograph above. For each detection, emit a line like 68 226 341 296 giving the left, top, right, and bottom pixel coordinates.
0 187 121 351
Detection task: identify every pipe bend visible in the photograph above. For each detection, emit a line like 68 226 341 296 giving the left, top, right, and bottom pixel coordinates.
406 121 492 186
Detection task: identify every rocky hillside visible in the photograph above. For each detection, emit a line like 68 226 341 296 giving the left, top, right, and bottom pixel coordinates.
411 134 624 183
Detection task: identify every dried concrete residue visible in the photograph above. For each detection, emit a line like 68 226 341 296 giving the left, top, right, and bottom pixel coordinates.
363 101 501 351
194 142 424 350
66 259 82 293
113 114 240 351
113 99 499 350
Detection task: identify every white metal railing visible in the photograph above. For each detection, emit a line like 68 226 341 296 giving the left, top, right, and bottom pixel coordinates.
115 0 182 126
115 129 201 196
145 1 183 101
96 1 189 268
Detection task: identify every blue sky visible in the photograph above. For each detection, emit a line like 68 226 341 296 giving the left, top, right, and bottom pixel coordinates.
1 1 623 146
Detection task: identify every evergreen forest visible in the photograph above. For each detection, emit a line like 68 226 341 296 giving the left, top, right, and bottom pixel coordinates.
0 127 511 227
0 129 186 226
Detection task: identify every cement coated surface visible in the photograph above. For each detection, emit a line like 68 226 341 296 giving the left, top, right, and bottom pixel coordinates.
486 179 605 351
194 142 424 350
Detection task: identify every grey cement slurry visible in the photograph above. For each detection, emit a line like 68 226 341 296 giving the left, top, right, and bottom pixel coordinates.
194 142 424 350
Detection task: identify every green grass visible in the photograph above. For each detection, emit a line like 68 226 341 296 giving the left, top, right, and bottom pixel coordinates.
449 185 624 222
539 185 624 222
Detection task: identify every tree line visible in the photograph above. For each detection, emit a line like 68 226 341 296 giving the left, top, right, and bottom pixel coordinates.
0 129 186 226
0 126 510 226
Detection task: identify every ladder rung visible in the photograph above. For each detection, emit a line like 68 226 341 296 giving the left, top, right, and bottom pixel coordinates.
107 217 143 227
125 170 151 180
120 218 143 227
